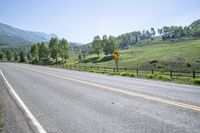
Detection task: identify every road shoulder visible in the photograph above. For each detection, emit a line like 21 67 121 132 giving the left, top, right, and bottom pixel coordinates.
0 78 33 133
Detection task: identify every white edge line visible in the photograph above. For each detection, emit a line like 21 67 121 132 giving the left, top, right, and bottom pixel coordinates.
0 70 47 133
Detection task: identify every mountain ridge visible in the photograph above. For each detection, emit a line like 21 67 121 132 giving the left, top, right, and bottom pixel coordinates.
0 22 56 46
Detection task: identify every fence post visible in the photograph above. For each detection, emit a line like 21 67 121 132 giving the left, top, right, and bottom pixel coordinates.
125 67 127 71
170 70 173 78
136 68 138 76
151 69 154 74
193 71 196 78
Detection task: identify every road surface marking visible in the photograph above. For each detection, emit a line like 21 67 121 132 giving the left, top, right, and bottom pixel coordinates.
0 70 47 133
19 65 200 112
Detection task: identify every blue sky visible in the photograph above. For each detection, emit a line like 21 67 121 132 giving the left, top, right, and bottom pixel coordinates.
0 0 199 43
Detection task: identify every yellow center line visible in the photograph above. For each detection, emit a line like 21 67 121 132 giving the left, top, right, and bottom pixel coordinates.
18 65 200 112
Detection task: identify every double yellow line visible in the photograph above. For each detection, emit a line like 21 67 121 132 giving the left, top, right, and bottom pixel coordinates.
19 65 200 112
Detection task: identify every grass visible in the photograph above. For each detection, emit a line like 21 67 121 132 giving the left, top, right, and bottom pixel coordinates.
119 71 135 77
190 78 200 85
0 103 3 132
146 74 172 81
73 38 200 72
46 38 200 85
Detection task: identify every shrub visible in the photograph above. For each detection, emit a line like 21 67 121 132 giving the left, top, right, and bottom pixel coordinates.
108 72 115 75
146 74 157 79
186 62 191 67
190 78 200 85
156 75 172 81
146 74 172 81
119 71 135 77
149 60 158 64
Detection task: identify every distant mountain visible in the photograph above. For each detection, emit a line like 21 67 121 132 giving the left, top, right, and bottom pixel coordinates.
0 22 56 46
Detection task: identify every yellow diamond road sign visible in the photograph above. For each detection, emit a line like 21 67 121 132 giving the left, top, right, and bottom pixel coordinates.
112 50 120 58
112 50 120 63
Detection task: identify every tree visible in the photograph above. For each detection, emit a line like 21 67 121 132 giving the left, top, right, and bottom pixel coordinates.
78 54 82 62
0 48 3 61
19 51 26 62
49 37 59 63
102 35 109 55
92 35 102 58
14 53 18 62
107 35 119 54
27 54 31 62
157 28 163 35
82 52 86 61
59 38 69 62
38 42 49 62
6 50 12 61
151 28 156 38
30 44 39 63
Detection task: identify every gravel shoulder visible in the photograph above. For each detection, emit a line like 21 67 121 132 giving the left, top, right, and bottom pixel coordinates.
0 77 33 133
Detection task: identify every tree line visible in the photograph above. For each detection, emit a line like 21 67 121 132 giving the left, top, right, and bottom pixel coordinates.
0 37 70 64
0 19 200 63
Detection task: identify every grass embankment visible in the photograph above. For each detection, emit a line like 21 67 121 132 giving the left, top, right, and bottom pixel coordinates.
48 38 200 84
76 39 200 71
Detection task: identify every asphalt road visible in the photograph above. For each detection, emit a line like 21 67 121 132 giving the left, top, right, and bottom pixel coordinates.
0 62 200 133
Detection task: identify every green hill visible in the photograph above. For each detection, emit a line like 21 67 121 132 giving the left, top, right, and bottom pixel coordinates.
0 22 56 46
75 38 200 71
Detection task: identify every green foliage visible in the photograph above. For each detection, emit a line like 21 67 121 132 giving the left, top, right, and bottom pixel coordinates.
19 51 26 62
79 39 200 72
30 44 39 62
92 35 102 58
190 78 200 85
119 71 135 77
27 54 31 62
49 37 59 63
14 53 18 62
0 49 3 61
38 42 49 62
59 38 70 62
102 35 119 55
146 74 172 81
78 54 82 62
6 50 12 61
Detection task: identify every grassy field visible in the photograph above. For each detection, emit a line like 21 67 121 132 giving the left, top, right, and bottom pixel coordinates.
72 38 200 72
47 38 200 85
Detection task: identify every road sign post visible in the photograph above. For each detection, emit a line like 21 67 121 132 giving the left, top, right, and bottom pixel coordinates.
112 50 120 72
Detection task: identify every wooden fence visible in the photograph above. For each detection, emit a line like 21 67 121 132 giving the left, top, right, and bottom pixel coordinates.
49 64 200 79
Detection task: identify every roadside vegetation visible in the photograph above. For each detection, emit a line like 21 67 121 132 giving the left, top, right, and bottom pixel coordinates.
0 19 200 85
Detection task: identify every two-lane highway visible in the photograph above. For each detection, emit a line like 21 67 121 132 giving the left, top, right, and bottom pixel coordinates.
0 63 200 133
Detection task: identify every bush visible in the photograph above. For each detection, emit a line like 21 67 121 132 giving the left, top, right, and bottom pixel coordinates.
119 71 135 77
146 74 157 79
108 72 115 75
156 75 172 81
146 74 172 81
186 62 191 67
190 78 200 85
149 60 158 64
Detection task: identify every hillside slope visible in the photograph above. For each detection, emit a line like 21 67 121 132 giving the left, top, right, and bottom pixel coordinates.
76 39 200 71
0 23 56 46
